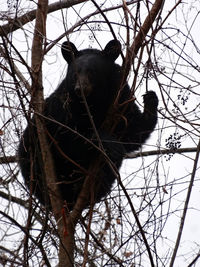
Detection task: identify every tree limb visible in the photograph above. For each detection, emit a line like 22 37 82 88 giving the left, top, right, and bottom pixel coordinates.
0 147 198 165
0 0 88 36
122 0 165 84
30 1 74 266
169 138 200 267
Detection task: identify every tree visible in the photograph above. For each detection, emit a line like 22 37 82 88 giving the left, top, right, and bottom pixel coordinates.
0 0 200 266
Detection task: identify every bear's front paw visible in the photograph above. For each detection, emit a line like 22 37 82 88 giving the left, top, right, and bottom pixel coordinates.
143 91 158 110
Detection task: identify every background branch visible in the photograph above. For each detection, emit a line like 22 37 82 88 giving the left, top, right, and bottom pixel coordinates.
0 0 88 36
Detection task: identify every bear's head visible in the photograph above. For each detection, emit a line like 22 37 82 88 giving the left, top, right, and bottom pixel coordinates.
61 40 122 102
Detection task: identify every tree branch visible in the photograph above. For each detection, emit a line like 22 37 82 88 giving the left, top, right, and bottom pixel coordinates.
122 0 165 85
126 147 198 159
169 138 200 267
0 0 88 36
30 1 74 266
0 147 198 165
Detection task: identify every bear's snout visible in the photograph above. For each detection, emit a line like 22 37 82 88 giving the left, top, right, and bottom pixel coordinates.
75 75 92 97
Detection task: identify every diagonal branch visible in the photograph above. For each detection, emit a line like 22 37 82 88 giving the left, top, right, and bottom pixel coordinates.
0 0 88 36
169 138 200 267
122 0 165 85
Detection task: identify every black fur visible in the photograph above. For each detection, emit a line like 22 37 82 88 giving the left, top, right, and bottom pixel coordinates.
18 40 158 210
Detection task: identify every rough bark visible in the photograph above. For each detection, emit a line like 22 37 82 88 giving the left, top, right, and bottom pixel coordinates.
31 1 75 266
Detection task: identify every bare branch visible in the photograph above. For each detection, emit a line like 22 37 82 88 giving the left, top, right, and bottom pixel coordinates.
0 0 88 36
169 138 200 267
122 0 165 85
0 147 198 164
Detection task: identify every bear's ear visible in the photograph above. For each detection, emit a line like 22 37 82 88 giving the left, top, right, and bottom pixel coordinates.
103 40 121 61
61 42 78 63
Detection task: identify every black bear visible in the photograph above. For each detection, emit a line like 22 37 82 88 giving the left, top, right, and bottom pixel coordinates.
18 40 158 211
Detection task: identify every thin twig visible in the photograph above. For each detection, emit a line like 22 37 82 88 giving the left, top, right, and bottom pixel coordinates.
169 138 200 267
